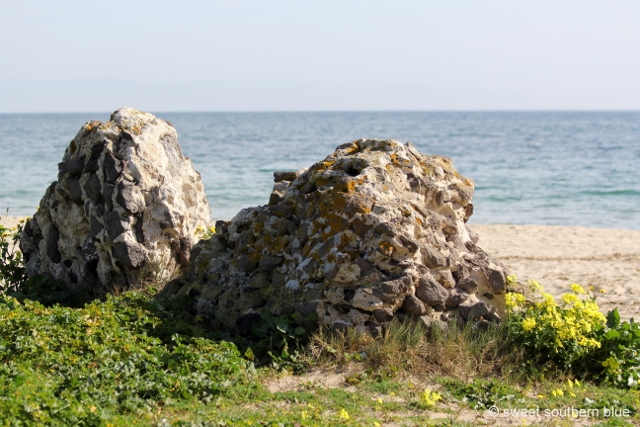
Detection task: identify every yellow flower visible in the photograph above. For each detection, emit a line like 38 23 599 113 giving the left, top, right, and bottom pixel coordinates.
537 293 556 309
551 389 564 397
420 389 442 408
338 408 350 420
570 284 586 295
521 317 537 331
506 292 527 310
528 280 543 292
562 293 579 306
602 356 621 374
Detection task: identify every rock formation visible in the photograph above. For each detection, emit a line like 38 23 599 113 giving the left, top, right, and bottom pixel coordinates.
160 139 508 335
20 108 212 297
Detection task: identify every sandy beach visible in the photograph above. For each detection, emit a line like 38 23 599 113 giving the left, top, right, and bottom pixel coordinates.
471 223 640 321
2 214 638 320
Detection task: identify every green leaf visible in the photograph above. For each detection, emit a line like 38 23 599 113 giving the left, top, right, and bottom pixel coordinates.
275 320 289 334
244 347 255 360
607 308 621 328
605 329 621 340
294 327 305 336
13 375 25 387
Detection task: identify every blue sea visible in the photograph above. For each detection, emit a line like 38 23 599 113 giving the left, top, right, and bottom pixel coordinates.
0 112 638 230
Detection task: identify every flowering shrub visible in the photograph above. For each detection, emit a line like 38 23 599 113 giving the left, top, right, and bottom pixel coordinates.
0 222 27 293
506 278 605 369
506 277 640 388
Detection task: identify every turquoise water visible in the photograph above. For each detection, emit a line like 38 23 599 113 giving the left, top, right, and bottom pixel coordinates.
1 112 638 230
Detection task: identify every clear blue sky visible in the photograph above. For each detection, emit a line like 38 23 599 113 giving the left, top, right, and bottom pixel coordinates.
1 0 639 112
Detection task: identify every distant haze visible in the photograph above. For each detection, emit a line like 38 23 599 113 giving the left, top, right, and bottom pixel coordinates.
1 0 639 113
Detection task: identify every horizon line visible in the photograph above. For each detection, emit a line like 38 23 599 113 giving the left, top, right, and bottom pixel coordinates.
2 108 640 115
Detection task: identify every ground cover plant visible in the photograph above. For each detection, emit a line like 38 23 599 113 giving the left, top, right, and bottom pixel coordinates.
505 278 640 388
1 222 640 426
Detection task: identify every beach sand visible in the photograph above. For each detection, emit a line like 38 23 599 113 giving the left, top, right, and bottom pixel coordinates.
2 214 638 319
470 223 640 320
1 215 25 232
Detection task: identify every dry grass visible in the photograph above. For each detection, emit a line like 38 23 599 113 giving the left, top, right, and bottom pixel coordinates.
304 319 525 381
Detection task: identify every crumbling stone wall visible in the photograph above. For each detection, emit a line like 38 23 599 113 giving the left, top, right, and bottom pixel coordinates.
161 139 508 335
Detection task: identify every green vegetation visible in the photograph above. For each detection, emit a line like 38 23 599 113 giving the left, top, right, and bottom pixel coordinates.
0 293 253 426
506 278 640 387
1 222 640 426
0 221 27 293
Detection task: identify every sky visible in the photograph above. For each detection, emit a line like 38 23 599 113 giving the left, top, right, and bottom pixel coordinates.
1 0 639 113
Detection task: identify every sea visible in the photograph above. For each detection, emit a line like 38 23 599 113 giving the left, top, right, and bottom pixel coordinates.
0 111 638 230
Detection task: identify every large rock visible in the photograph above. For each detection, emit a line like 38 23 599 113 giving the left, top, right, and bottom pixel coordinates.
160 139 508 335
20 108 212 297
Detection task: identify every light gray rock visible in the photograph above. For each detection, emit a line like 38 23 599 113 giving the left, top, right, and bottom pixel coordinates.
20 108 212 297
160 139 508 334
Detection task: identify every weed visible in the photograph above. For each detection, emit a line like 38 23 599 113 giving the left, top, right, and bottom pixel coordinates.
442 377 523 410
506 278 640 388
306 316 516 381
0 217 27 293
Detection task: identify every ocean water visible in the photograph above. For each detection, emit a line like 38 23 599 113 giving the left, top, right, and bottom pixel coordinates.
0 111 638 230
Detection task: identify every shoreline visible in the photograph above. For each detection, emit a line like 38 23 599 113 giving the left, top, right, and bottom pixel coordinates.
3 215 638 320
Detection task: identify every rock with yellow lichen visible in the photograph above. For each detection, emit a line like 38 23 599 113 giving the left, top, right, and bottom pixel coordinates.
20 108 212 298
161 139 508 335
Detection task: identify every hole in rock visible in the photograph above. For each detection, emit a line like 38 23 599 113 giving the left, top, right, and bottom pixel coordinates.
345 166 362 177
343 289 355 301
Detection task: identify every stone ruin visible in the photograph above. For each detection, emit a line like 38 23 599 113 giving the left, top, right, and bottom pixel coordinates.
20 108 212 297
160 138 509 335
18 107 509 333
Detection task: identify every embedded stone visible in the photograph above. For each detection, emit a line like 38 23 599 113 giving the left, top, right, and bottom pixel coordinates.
456 277 478 294
84 174 102 204
351 288 384 311
446 287 469 307
65 157 84 177
415 277 449 307
485 266 507 293
68 178 83 205
458 295 491 321
104 153 123 183
373 308 394 322
259 255 284 272
401 294 427 315
113 242 146 269
105 211 126 240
